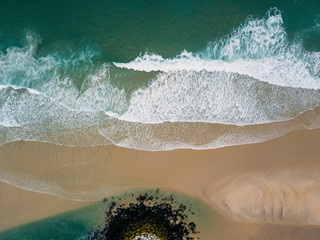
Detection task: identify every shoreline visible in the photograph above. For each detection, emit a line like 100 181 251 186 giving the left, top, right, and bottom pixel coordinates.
1 128 320 232
0 181 91 231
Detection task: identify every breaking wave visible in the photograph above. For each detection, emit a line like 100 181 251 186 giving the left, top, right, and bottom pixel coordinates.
0 8 320 150
115 8 320 89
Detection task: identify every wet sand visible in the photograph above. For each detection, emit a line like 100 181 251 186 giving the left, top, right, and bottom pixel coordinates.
0 181 90 231
1 128 320 238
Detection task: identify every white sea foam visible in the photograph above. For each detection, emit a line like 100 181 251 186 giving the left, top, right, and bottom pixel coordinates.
0 84 40 94
121 70 320 125
0 9 320 151
0 34 127 146
0 85 109 145
0 31 128 115
113 8 320 127
98 108 320 151
114 8 320 89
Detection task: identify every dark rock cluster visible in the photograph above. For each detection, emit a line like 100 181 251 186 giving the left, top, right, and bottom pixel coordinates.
89 189 199 240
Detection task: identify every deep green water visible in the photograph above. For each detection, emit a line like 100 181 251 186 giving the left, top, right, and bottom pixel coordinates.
0 0 320 238
0 0 319 150
1 0 319 60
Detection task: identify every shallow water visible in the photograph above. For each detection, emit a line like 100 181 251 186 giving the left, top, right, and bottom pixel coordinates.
3 187 320 240
0 189 222 240
1 1 320 239
0 0 319 150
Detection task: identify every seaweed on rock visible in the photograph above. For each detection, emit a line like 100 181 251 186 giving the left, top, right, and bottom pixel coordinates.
90 190 199 240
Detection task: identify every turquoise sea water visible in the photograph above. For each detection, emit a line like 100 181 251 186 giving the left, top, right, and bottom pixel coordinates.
0 205 98 240
0 0 319 150
1 1 320 239
0 190 216 240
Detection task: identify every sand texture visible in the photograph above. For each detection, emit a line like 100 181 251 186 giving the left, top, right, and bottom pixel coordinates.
1 129 320 238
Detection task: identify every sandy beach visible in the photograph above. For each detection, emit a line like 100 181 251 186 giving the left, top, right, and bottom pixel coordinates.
1 1 320 238
1 127 320 238
0 181 90 231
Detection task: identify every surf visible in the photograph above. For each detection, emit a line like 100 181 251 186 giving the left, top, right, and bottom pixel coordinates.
0 8 319 151
114 9 320 89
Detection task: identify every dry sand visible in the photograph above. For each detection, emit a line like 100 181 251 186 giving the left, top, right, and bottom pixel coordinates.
1 128 320 238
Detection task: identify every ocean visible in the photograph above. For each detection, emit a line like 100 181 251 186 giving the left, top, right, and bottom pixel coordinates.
0 0 319 150
0 1 320 238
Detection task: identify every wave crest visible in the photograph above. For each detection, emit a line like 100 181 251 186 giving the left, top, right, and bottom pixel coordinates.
0 9 320 150
114 8 320 89
121 70 320 125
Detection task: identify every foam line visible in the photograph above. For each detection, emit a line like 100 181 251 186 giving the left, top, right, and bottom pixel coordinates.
0 9 319 150
114 8 320 89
